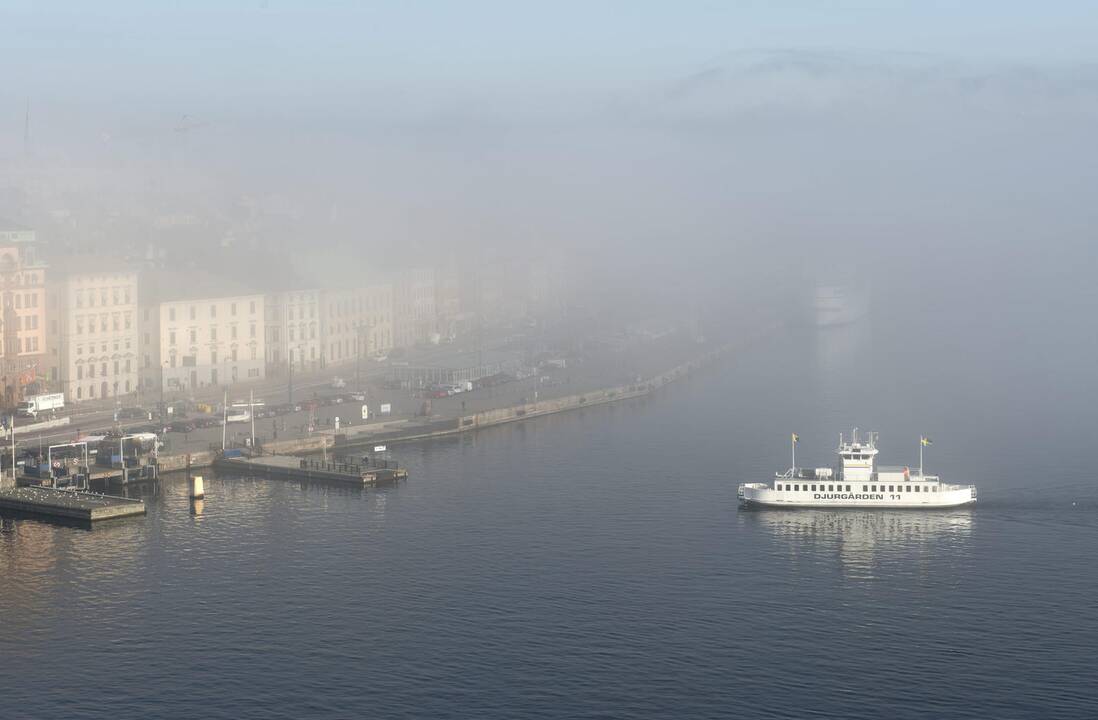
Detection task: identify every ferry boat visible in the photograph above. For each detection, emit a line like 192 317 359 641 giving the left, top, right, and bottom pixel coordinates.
738 430 976 509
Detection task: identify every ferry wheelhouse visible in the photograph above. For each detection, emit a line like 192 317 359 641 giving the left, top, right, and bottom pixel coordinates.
738 430 976 509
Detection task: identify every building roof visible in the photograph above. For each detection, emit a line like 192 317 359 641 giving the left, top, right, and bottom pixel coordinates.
144 269 266 303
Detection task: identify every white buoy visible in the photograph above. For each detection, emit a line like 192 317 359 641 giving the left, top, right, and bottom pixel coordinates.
191 475 205 500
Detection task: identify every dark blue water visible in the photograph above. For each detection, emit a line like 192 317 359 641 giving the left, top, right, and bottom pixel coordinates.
2 317 1096 719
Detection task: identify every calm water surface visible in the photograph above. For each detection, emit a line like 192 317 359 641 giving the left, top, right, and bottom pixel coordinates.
2 318 1096 719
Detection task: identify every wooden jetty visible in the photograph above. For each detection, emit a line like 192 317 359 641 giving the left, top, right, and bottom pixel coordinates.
214 453 408 487
0 486 146 522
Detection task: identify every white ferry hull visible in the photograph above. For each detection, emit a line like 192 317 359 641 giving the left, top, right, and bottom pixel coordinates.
739 484 975 509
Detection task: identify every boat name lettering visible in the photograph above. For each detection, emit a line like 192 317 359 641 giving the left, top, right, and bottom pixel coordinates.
813 493 885 500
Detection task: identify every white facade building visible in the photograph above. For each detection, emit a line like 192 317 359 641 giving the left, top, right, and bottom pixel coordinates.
47 267 140 403
263 289 322 374
143 293 266 393
320 284 394 368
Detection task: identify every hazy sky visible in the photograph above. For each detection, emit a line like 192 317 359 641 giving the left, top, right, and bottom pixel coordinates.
6 1 1098 108
4 2 1097 305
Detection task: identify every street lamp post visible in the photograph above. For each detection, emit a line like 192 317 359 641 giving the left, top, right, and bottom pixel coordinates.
160 361 168 421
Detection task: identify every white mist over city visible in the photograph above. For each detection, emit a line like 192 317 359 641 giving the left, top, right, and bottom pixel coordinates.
2 3 1097 719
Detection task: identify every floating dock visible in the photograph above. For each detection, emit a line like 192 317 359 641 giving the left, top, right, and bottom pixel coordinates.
214 453 408 486
0 486 146 522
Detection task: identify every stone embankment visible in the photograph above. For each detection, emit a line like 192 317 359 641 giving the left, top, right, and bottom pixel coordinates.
159 339 740 473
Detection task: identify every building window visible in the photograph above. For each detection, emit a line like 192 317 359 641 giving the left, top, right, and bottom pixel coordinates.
250 347 256 361
231 325 237 340
170 331 177 346
210 305 217 318
210 328 217 341
77 386 83 399
169 308 176 322
231 302 237 316
250 300 256 314
190 330 196 344
78 366 83 380
250 324 256 339
190 306 196 320
125 289 131 304
211 350 217 364
231 348 238 362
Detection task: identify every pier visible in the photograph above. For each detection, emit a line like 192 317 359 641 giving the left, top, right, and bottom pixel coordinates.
0 486 146 522
214 452 408 486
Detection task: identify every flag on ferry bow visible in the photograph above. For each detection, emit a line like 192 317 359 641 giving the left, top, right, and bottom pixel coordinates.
791 433 799 444
921 436 932 447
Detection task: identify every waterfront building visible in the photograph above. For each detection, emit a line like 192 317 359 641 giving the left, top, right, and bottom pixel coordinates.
263 289 322 375
45 263 140 403
319 283 394 369
393 267 436 348
140 278 266 394
0 223 48 404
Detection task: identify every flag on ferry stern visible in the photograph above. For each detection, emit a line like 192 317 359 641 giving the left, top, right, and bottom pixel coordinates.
921 436 932 446
792 433 799 444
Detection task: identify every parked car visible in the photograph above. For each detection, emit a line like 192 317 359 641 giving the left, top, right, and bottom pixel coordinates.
193 416 223 429
168 420 196 434
116 406 151 421
349 391 367 402
272 403 301 415
132 422 170 435
331 377 347 389
254 407 277 419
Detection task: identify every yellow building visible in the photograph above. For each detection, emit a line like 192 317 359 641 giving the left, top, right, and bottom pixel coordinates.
0 225 47 404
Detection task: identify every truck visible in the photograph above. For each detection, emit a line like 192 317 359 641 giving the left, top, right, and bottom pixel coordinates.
15 393 65 419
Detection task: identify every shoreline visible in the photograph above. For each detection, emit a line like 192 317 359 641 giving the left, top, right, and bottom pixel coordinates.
154 330 764 476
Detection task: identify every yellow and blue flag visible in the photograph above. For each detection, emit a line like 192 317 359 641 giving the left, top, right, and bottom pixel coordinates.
921 436 932 447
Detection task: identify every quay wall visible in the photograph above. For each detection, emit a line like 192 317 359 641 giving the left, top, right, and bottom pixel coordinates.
158 338 742 472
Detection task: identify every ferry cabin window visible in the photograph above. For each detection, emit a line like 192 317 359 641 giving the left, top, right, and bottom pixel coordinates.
914 486 920 492
888 486 895 492
828 485 834 491
846 485 851 492
862 485 868 492
906 485 912 492
811 485 817 491
871 485 877 492
776 484 782 491
793 485 799 491
933 486 938 492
